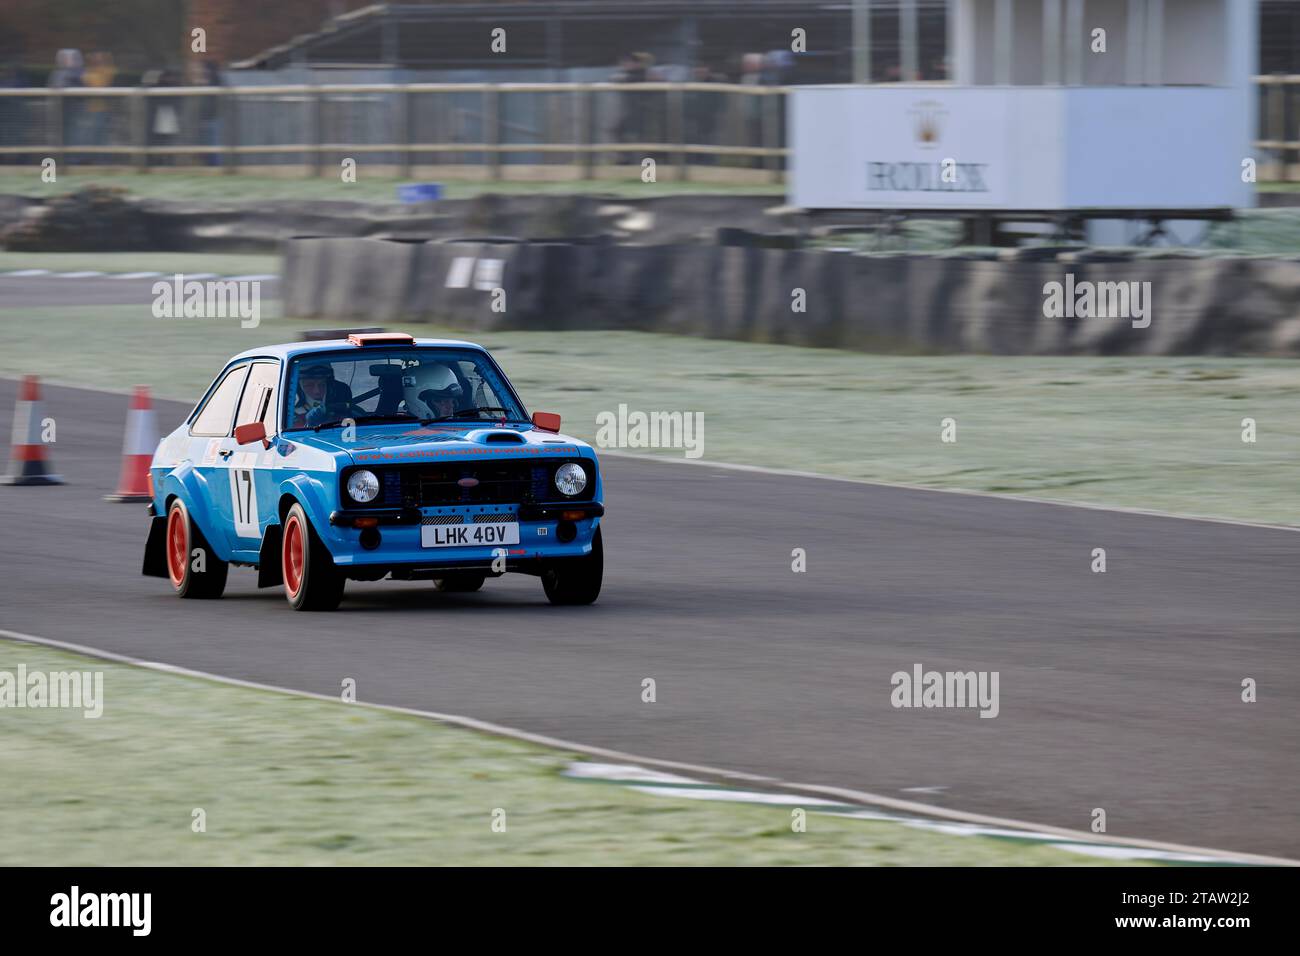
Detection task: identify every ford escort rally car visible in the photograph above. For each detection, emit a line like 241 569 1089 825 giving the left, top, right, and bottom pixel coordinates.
141 332 604 610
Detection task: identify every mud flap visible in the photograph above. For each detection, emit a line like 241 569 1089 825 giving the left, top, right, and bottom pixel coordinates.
142 516 169 578
257 524 283 589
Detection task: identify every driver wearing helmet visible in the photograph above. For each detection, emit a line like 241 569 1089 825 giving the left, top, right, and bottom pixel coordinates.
402 363 465 420
292 363 335 428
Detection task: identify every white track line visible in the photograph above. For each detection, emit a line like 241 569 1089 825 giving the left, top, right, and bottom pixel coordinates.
2 627 1293 867
565 766 1250 863
1 269 51 277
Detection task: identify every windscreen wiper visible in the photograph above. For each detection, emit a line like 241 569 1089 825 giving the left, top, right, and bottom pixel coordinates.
311 413 418 432
420 406 521 425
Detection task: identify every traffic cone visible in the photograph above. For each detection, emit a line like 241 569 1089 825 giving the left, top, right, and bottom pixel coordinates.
105 385 157 502
3 375 62 486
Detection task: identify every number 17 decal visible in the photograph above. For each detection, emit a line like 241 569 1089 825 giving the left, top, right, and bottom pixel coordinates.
230 468 259 539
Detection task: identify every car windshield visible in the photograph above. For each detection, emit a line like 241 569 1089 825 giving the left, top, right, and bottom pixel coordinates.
283 347 527 431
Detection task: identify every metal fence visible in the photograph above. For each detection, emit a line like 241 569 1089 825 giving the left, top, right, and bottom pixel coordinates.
0 82 786 182
1258 74 1300 177
1 79 1299 182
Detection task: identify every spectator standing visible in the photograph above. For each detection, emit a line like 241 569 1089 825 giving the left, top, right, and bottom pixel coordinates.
47 48 83 89
142 67 181 165
48 49 84 155
82 52 117 163
612 52 653 164
686 65 725 166
187 59 223 166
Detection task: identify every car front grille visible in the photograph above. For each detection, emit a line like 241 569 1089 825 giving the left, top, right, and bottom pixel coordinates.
394 460 590 507
419 512 515 525
421 514 466 526
403 461 537 506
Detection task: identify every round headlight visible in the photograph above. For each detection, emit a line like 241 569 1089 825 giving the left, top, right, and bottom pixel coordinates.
346 469 380 504
554 462 587 497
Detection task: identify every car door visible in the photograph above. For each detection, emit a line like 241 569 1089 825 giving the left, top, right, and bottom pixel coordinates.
228 360 282 559
188 362 250 556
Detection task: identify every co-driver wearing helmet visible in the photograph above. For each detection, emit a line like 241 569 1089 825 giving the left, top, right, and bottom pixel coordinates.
401 363 466 420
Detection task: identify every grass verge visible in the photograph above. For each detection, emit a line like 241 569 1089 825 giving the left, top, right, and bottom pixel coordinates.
0 637 1135 865
0 297 1295 527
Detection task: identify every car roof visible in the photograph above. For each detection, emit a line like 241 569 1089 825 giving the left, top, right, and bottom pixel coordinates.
226 337 488 364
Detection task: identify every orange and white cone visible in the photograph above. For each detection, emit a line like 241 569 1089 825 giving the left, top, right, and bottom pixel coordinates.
3 375 62 486
105 385 157 502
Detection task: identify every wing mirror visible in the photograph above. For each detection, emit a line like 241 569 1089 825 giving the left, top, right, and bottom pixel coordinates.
234 421 270 448
531 411 561 433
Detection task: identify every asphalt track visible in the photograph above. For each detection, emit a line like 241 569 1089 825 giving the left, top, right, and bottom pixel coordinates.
2 377 1298 859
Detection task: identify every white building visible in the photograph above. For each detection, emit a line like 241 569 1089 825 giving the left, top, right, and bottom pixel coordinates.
791 0 1258 223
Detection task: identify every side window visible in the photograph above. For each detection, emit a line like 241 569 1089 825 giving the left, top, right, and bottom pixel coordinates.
236 361 281 436
456 360 498 409
191 365 250 437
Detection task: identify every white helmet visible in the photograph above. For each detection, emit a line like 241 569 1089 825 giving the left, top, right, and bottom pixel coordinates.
402 363 463 419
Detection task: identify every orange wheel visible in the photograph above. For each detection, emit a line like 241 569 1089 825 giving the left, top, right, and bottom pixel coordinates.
281 503 343 611
163 499 228 599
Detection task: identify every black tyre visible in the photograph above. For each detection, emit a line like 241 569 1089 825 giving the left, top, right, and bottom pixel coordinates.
282 503 345 611
165 499 228 599
434 572 486 593
542 527 603 606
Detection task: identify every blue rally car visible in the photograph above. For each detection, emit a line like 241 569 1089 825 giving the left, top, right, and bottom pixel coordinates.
142 332 604 610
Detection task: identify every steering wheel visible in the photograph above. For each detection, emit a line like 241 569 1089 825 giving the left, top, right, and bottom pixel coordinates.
304 402 366 427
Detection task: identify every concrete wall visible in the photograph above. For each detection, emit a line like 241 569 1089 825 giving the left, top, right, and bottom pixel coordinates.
282 236 1300 356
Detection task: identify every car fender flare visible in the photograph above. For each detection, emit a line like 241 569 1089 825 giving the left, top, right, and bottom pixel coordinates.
256 475 330 590
277 474 340 557
159 464 232 563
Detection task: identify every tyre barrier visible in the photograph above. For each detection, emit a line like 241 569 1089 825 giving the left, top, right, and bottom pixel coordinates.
280 236 1300 356
1 192 788 253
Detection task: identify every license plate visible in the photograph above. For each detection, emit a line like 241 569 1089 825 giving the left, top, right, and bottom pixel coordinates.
421 522 520 548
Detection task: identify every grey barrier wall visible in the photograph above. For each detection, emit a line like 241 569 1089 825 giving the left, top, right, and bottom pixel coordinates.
282 237 1300 356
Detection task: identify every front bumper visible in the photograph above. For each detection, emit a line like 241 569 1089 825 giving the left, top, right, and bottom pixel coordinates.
321 502 603 569
328 502 604 527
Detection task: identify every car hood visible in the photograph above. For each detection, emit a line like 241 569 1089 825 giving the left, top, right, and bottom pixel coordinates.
286 422 592 465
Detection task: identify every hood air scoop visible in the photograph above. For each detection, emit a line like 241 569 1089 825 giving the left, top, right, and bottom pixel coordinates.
473 429 526 445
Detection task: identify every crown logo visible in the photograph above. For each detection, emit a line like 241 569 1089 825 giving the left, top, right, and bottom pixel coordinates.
910 101 946 149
